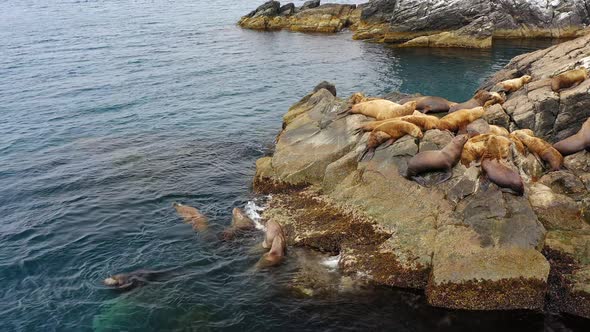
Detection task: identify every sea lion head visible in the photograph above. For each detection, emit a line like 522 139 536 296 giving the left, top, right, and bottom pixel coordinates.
348 92 366 105
522 75 532 83
404 100 418 110
473 90 493 104
454 134 469 145
231 207 255 230
103 274 128 287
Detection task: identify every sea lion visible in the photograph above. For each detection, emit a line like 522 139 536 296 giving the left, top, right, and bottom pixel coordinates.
483 92 506 107
338 100 417 120
489 125 509 137
508 129 533 155
553 117 590 156
398 96 457 113
551 67 588 92
258 233 286 268
448 90 496 113
352 118 400 135
493 75 532 93
485 135 512 161
347 92 379 106
405 134 468 185
461 134 492 166
512 130 563 171
438 107 485 132
359 121 423 161
173 203 208 232
220 207 256 240
103 269 172 291
481 158 524 196
397 114 440 130
262 219 284 249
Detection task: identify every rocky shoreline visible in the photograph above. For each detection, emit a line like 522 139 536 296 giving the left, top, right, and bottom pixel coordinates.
251 35 590 318
239 0 590 48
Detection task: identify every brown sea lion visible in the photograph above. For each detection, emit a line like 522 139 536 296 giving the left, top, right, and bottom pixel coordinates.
553 117 590 156
220 208 256 240
399 96 458 113
489 125 509 137
493 75 532 93
173 203 208 231
359 121 423 161
481 158 524 196
551 67 588 92
512 130 564 171
485 135 512 161
262 219 284 249
438 107 485 132
259 220 286 268
338 100 417 120
448 90 496 113
483 92 506 107
397 114 440 130
405 134 468 185
461 134 492 166
103 269 174 291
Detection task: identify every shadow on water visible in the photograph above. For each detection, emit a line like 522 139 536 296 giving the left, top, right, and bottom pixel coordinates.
0 0 588 330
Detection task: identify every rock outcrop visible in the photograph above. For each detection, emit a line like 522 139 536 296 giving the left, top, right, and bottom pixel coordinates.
252 37 590 317
238 1 361 33
240 1 590 48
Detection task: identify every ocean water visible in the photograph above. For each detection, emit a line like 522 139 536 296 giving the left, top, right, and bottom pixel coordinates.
1 0 588 331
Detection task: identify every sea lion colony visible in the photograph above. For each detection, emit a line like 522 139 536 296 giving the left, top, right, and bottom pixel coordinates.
342 68 588 194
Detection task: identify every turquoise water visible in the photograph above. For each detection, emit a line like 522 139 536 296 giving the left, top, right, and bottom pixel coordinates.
1 0 588 330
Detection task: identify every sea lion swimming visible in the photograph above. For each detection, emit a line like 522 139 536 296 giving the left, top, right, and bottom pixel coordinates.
173 202 208 232
448 90 496 113
103 269 172 291
493 75 532 93
438 107 485 132
220 207 256 240
481 158 524 196
551 67 588 92
338 99 417 120
258 220 286 268
553 117 590 156
398 96 457 113
359 120 423 161
512 130 564 171
405 134 468 185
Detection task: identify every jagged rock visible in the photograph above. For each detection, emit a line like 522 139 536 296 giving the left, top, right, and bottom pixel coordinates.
279 3 295 16
484 104 511 129
301 0 320 10
248 1 281 18
539 171 587 198
418 129 453 151
528 183 589 231
239 2 359 33
481 35 590 142
399 17 493 48
313 80 336 96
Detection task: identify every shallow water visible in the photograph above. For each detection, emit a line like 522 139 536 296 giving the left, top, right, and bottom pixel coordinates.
1 0 589 330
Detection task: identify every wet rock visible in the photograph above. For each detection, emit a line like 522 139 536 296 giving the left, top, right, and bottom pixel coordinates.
419 129 453 152
249 1 281 18
539 171 587 198
313 80 336 97
399 17 493 49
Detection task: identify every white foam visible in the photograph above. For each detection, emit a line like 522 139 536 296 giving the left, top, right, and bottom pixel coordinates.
321 254 341 271
244 196 270 231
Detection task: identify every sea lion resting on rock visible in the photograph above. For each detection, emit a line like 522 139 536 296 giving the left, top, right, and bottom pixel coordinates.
553 117 590 156
259 220 286 268
405 134 468 185
103 269 173 291
347 92 379 106
481 158 524 196
353 114 439 134
338 100 417 120
493 75 532 93
489 125 509 137
512 130 563 171
398 96 457 113
173 203 208 232
438 107 485 132
220 207 256 240
551 67 588 92
461 134 492 166
485 135 512 161
359 121 423 161
449 90 496 113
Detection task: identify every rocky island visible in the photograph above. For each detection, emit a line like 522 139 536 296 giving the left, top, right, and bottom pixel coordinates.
239 0 590 48
252 35 590 318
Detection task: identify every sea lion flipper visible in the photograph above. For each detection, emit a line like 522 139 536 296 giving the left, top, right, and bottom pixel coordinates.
358 148 375 162
411 176 430 187
434 170 453 185
376 139 394 150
